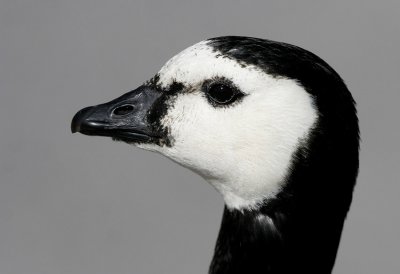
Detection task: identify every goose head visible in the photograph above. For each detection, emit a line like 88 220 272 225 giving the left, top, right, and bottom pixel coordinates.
72 36 359 273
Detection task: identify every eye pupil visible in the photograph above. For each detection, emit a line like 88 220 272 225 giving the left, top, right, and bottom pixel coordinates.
208 83 236 104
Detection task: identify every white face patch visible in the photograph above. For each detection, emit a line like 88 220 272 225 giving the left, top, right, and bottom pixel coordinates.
138 40 318 210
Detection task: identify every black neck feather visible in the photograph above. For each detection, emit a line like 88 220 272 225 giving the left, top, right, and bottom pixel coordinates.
209 200 346 274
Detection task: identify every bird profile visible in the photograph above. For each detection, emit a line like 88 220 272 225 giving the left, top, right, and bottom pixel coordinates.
71 36 359 274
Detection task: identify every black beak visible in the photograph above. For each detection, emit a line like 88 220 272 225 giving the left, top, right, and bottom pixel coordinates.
71 85 162 144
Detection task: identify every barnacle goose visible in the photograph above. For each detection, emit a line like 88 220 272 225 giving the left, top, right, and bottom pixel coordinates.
71 36 359 274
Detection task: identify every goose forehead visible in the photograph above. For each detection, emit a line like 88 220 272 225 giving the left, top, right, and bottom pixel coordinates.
157 41 276 91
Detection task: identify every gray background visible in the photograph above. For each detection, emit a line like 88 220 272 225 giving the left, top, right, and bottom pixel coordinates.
0 0 398 273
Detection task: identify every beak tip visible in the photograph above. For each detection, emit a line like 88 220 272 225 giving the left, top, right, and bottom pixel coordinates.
71 106 94 134
71 117 80 134
71 124 79 134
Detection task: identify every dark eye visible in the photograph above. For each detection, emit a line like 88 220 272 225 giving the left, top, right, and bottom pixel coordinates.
206 83 243 105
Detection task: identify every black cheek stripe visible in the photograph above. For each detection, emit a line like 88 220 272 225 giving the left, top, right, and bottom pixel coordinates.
146 76 185 147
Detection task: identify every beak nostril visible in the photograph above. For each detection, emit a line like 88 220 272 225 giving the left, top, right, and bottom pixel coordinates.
112 104 134 117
